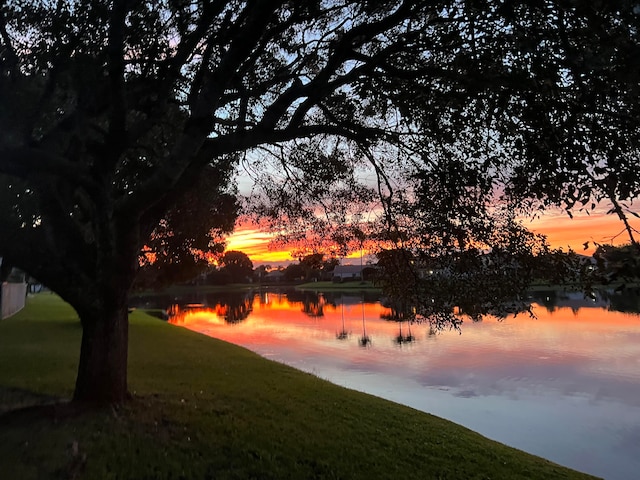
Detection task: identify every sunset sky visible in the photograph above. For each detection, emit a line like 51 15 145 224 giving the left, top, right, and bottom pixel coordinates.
527 210 639 253
225 208 640 266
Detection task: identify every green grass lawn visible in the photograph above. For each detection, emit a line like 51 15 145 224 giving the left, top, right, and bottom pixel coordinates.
296 280 381 291
138 281 381 295
0 294 599 479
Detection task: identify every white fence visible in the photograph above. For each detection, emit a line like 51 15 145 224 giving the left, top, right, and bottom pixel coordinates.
1 282 27 319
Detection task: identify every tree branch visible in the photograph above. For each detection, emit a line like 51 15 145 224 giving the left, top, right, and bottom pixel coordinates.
118 1 287 214
104 0 129 165
0 147 99 191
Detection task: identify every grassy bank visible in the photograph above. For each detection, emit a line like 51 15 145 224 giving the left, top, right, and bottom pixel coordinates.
134 283 256 296
136 280 381 296
295 280 381 291
0 294 598 479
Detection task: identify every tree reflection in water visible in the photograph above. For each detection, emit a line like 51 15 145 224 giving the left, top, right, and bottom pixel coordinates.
302 297 324 318
142 287 640 352
607 288 640 313
394 322 415 345
359 297 371 347
165 291 253 324
528 288 640 315
288 290 325 318
381 304 416 346
222 295 253 324
336 295 349 340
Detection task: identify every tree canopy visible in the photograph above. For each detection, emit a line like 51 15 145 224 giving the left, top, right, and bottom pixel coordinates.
219 250 254 283
0 0 638 403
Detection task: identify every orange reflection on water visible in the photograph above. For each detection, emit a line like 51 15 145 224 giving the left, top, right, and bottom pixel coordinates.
169 307 226 326
168 293 397 347
167 292 640 381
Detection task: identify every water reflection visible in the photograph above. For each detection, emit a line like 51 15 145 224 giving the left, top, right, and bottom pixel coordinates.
131 286 640 320
528 287 640 314
131 287 640 346
359 301 371 347
166 291 253 324
336 297 348 340
608 289 640 313
380 304 417 346
129 288 640 480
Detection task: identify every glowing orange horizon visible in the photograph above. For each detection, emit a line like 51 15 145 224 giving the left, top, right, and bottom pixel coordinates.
527 210 639 255
225 211 639 264
224 225 292 264
168 295 640 363
225 224 366 265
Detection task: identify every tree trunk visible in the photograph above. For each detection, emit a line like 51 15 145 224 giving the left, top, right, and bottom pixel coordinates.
73 298 129 403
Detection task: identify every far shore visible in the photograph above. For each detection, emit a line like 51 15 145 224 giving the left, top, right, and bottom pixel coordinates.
132 280 635 298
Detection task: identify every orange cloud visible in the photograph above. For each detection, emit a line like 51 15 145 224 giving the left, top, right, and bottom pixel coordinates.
225 224 293 264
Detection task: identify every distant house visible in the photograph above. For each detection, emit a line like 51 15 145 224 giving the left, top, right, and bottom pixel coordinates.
332 265 364 282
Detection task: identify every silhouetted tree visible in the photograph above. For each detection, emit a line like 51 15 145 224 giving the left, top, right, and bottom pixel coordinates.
297 253 339 281
253 265 271 283
219 251 253 283
282 263 304 282
1 1 638 403
593 243 640 286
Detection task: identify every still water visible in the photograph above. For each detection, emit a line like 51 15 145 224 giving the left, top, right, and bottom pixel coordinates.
132 289 640 480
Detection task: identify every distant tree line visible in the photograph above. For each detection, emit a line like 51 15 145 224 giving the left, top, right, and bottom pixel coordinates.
191 251 382 286
167 243 640 291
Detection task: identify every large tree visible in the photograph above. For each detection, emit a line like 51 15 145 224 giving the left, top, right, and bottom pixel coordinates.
219 250 253 283
0 1 638 403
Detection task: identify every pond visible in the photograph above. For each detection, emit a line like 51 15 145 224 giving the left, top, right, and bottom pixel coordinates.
130 288 640 480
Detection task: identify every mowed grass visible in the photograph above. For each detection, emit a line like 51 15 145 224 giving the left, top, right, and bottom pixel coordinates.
0 294 599 480
296 280 381 291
